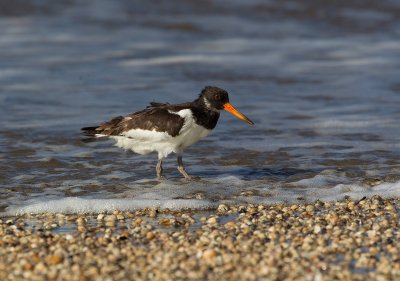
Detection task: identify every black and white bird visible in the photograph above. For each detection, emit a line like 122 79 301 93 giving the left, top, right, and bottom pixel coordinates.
82 86 254 180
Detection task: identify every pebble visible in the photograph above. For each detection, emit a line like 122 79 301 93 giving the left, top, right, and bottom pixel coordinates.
76 217 86 225
97 214 105 221
146 232 156 240
305 205 315 212
206 217 218 225
313 224 322 234
217 204 229 213
202 249 217 262
104 215 116 222
224 222 236 228
46 255 63 265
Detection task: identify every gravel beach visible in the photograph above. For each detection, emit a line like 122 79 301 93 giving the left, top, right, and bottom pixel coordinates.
1 196 400 281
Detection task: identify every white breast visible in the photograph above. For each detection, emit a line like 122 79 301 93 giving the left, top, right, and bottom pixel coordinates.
171 109 211 151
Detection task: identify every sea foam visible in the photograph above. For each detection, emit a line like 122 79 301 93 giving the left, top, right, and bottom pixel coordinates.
6 178 400 215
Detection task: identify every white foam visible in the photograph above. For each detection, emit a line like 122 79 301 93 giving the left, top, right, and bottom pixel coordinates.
6 179 400 216
265 180 400 204
10 198 215 215
290 174 341 188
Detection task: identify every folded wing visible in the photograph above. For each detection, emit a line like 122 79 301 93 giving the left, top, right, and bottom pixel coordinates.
81 103 186 141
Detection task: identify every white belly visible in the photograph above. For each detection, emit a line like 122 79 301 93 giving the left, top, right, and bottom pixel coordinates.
175 121 211 149
108 109 211 158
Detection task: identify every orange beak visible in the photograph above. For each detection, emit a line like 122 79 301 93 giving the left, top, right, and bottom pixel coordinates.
223 103 254 125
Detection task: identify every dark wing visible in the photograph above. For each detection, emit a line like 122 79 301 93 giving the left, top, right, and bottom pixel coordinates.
82 103 186 138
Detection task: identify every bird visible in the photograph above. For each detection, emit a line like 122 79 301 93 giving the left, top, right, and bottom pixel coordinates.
81 86 254 180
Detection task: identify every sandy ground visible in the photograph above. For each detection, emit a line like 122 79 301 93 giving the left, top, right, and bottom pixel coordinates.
1 196 399 281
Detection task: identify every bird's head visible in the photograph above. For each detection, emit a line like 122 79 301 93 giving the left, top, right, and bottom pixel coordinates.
199 86 254 125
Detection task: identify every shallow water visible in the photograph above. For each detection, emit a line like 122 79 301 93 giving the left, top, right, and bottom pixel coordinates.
1 0 400 215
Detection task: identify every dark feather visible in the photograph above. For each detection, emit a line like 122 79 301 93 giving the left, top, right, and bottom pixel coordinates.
81 97 221 140
81 126 100 137
148 102 170 107
82 105 186 137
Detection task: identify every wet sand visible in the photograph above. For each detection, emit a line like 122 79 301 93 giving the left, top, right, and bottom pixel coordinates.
1 196 400 281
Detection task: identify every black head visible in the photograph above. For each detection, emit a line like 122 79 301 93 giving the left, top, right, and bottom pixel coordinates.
199 86 229 110
196 85 255 125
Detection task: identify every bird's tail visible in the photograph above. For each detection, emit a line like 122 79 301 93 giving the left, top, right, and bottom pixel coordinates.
81 126 105 143
81 115 124 142
81 126 99 137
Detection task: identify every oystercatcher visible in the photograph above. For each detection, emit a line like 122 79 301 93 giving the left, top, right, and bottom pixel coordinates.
82 86 254 179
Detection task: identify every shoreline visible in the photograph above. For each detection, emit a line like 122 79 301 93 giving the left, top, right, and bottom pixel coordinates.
1 196 400 280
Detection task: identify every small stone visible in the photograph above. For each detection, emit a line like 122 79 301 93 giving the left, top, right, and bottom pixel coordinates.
206 217 218 225
46 255 63 265
224 222 236 228
146 232 156 240
370 204 379 210
105 221 116 227
77 226 86 232
217 204 229 213
159 218 173 226
385 204 395 212
34 262 47 274
148 208 157 218
133 218 143 225
104 215 116 222
76 217 86 225
23 263 33 271
202 249 217 262
97 214 105 220
306 205 315 212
